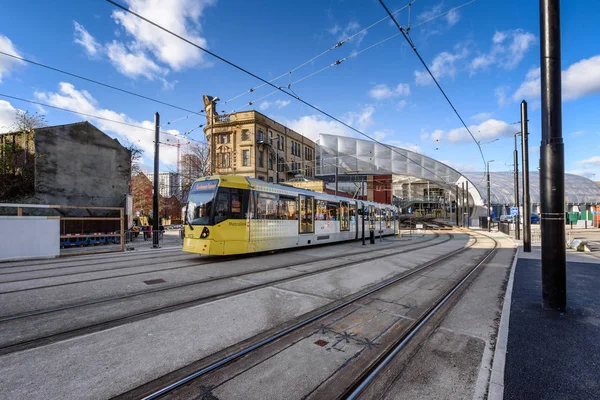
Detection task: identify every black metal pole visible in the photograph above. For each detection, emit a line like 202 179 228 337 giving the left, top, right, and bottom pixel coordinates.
514 134 521 240
487 163 492 232
466 181 470 228
152 112 160 248
362 177 366 245
461 182 465 227
335 166 338 196
540 0 566 310
455 185 459 226
521 101 532 252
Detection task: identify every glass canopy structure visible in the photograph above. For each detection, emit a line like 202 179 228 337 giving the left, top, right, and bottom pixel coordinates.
317 134 600 211
463 171 600 205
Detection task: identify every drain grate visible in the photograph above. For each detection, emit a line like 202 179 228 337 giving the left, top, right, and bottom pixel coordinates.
314 339 329 347
144 279 166 285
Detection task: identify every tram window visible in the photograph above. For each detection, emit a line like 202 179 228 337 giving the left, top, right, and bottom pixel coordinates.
257 193 278 219
327 202 339 221
316 200 327 220
300 195 314 233
187 179 218 226
349 203 357 221
340 202 349 231
386 209 392 228
214 189 230 224
230 189 249 219
279 196 298 220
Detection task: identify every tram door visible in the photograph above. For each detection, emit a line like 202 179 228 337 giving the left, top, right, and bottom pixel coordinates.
299 195 314 234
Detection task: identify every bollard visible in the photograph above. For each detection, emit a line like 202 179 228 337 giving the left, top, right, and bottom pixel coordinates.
370 230 375 244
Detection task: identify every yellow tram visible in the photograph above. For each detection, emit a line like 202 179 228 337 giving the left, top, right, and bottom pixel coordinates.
182 175 398 256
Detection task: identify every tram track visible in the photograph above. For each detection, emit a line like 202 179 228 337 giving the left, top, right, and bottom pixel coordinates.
0 234 435 290
112 231 498 400
0 232 460 355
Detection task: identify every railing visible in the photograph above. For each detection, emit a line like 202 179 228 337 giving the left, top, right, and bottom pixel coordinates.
498 221 511 235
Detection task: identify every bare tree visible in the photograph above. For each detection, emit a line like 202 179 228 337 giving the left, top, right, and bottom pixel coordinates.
124 141 144 176
180 140 210 201
0 110 46 201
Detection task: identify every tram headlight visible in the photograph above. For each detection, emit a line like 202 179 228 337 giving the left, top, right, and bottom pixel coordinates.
200 227 210 238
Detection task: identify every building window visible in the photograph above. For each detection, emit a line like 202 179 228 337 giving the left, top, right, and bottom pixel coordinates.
243 150 250 166
268 155 273 170
268 176 274 183
241 130 250 141
219 153 229 168
258 150 264 168
257 130 264 143
219 134 230 144
279 136 284 151
257 175 265 181
304 147 312 161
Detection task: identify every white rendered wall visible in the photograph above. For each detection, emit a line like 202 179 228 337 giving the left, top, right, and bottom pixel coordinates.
0 216 60 261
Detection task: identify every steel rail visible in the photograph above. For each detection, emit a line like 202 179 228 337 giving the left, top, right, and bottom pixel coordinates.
0 234 454 356
0 232 444 323
139 233 480 400
345 232 498 399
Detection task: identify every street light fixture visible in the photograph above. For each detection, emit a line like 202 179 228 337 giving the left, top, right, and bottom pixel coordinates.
209 97 220 175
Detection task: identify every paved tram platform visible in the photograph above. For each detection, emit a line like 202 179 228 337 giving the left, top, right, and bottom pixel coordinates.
498 246 600 400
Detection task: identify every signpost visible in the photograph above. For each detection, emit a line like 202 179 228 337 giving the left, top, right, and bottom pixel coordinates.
510 207 519 216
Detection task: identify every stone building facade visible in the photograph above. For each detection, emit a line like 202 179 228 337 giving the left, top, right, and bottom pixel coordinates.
203 95 316 183
0 121 131 207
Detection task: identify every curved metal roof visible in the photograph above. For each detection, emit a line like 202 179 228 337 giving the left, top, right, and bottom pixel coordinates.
462 171 600 205
317 134 464 187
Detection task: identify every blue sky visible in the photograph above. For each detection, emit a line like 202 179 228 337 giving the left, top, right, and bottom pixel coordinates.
0 0 598 179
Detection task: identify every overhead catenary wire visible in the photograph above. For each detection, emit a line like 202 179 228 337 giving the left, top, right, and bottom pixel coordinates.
222 1 414 106
377 0 486 174
0 93 207 145
105 0 454 186
0 51 203 117
235 31 403 112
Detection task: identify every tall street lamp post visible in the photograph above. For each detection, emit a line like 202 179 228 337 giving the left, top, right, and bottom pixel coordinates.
487 160 495 232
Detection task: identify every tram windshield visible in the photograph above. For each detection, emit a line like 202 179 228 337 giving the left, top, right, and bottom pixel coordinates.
187 180 218 225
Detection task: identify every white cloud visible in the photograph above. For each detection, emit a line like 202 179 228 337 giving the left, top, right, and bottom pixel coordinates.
369 83 410 100
396 100 407 110
344 105 375 131
470 112 492 122
34 82 181 166
445 10 460 27
328 25 340 35
513 55 600 101
111 0 216 70
563 55 600 100
578 156 600 168
283 105 375 141
0 100 19 133
423 119 514 143
470 29 536 73
106 41 168 80
0 35 24 82
73 22 101 57
567 170 598 180
495 86 508 106
334 21 366 45
258 99 291 111
418 3 460 31
415 46 468 86
570 130 585 136
285 115 350 141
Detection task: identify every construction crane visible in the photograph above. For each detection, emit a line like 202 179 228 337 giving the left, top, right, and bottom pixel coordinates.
161 138 190 177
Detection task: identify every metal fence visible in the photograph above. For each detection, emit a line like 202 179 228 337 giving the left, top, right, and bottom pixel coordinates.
123 226 183 251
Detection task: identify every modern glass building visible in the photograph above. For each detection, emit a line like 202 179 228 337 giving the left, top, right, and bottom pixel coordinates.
316 134 600 223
